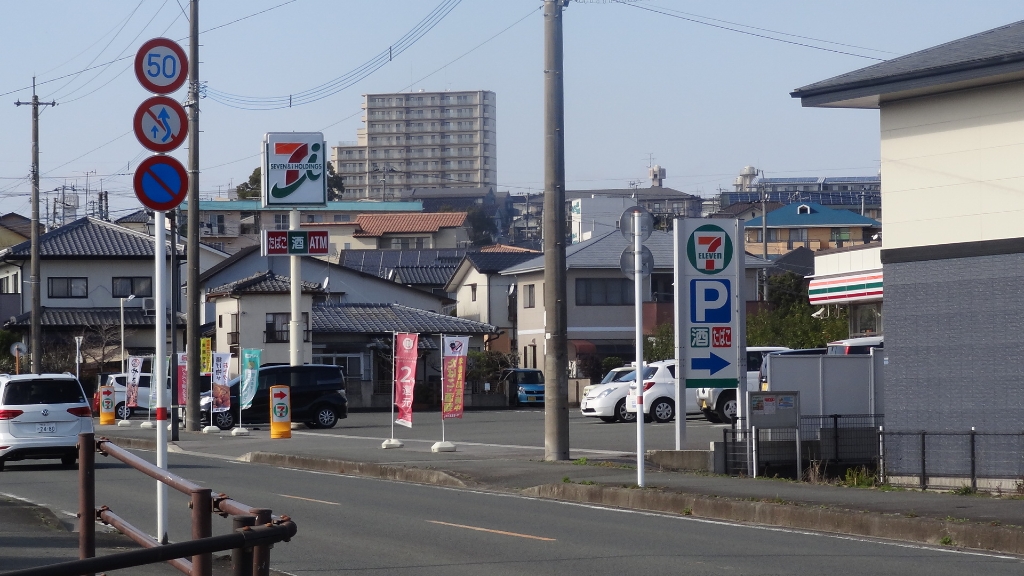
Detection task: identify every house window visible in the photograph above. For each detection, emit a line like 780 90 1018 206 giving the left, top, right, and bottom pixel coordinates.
390 237 427 249
265 312 309 343
333 214 351 222
575 278 635 306
48 277 88 298
790 228 808 241
0 273 18 294
274 214 289 230
797 204 812 215
523 284 536 309
830 228 851 242
113 277 153 298
470 284 477 302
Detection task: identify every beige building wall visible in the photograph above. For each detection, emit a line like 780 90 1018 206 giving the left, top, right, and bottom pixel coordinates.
815 245 882 277
213 292 313 375
881 80 1024 250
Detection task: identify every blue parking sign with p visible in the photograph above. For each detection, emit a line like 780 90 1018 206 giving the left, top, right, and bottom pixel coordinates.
690 279 731 323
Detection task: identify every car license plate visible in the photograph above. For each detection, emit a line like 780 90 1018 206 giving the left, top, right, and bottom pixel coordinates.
628 396 637 410
527 396 536 402
37 423 56 433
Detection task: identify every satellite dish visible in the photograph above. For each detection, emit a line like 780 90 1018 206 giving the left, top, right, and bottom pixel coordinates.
322 276 330 291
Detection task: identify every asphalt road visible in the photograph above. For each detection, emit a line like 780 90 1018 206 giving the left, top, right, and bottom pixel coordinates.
2 450 1021 575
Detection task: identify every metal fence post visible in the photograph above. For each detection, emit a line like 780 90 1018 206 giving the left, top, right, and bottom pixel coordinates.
722 428 729 475
920 431 927 491
970 427 977 492
832 414 840 463
78 433 95 576
232 515 256 576
878 425 885 484
252 508 272 576
191 488 213 576
752 426 759 478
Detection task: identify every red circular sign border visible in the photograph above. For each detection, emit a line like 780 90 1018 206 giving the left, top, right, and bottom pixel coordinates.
133 96 189 153
134 38 188 94
133 155 189 212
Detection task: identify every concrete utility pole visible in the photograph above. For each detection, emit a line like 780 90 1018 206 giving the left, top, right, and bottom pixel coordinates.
15 78 56 374
542 0 569 461
760 172 769 302
185 0 202 430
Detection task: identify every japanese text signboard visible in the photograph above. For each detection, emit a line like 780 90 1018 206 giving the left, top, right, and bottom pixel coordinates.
678 219 744 389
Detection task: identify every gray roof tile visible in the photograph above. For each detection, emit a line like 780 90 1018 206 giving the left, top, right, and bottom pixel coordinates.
207 271 321 296
2 217 167 259
312 303 497 334
464 251 538 274
5 307 185 328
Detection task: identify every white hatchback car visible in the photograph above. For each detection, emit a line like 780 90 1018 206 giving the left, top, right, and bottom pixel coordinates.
624 360 701 423
580 365 647 423
0 373 94 471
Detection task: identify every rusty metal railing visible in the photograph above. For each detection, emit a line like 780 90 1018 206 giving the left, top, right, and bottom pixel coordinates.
4 433 296 576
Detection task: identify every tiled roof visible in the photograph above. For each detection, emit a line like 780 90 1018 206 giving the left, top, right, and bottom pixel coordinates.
0 213 37 238
207 271 321 296
792 20 1024 105
1 217 166 259
198 245 261 283
744 202 881 228
464 251 538 274
501 230 773 275
5 307 185 328
479 244 539 253
389 265 457 286
116 209 152 224
340 249 466 279
312 303 498 335
353 212 468 237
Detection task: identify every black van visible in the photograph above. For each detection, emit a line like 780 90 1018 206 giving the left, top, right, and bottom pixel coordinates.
202 364 347 430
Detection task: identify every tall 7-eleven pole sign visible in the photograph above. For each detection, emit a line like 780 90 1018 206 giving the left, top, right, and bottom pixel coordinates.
675 219 745 450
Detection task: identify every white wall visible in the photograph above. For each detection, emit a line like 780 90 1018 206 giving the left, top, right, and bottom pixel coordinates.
881 80 1024 250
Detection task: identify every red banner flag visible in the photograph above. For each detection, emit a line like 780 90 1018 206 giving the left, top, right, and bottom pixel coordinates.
442 336 469 419
394 333 418 428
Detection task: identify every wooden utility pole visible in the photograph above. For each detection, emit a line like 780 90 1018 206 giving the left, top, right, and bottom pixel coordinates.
15 78 56 374
542 0 569 461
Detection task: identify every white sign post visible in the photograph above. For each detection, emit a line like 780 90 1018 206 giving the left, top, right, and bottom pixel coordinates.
678 219 745 457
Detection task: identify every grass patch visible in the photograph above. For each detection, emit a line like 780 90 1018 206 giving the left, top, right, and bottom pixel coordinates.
562 476 571 483
840 466 877 488
939 535 954 546
950 485 976 496
682 507 693 516
572 457 589 466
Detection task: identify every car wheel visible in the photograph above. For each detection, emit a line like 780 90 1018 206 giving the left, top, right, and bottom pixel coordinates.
213 411 235 431
703 409 722 424
615 399 637 423
651 398 675 423
599 416 617 423
313 405 338 429
61 454 77 469
717 392 737 424
115 402 133 420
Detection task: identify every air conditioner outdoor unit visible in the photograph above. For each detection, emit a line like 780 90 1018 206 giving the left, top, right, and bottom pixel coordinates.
142 298 156 316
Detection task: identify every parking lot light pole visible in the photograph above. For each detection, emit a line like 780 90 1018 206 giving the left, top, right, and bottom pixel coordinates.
120 294 136 373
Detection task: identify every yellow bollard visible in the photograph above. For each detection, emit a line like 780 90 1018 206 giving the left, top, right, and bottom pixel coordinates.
270 385 291 439
98 385 116 425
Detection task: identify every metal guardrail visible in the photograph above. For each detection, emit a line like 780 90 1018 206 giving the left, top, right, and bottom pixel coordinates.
4 433 296 576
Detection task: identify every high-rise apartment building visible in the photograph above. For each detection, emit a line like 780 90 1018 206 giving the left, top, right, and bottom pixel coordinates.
331 90 496 200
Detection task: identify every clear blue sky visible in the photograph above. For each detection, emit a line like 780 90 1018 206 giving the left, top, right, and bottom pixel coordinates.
1 1 1021 221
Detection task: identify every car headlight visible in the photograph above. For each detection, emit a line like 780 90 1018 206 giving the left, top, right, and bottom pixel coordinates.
595 387 616 399
518 386 526 394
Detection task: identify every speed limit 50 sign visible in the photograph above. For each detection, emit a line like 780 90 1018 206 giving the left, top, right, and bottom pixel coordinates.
135 38 188 94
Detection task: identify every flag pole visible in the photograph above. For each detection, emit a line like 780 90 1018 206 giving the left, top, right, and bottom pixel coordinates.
383 332 403 448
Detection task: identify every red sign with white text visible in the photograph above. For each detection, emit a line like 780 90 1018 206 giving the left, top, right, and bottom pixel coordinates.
394 333 418 428
442 336 469 419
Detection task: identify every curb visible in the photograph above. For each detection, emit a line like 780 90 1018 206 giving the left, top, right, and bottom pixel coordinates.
522 483 1024 555
99 435 157 451
245 452 468 489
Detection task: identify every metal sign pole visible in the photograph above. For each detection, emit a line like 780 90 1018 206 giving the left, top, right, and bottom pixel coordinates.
633 210 645 487
673 221 684 450
154 210 169 544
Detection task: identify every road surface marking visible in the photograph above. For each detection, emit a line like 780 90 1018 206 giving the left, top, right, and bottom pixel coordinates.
278 494 340 506
427 520 555 541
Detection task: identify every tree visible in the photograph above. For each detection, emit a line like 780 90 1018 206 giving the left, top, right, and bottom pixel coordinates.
466 206 497 245
746 271 849 349
643 323 675 362
235 167 261 199
326 162 345 201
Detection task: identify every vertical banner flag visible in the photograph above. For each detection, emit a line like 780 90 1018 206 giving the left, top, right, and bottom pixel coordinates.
176 352 187 406
442 336 469 419
241 349 261 410
126 356 144 408
394 333 418 428
200 337 213 375
211 352 231 413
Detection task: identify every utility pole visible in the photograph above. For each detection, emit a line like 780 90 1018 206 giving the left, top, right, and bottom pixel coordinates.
759 170 769 302
542 0 569 461
15 78 56 374
185 0 202 431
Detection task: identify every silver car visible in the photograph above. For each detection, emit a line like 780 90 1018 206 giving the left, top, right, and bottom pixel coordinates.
0 373 94 471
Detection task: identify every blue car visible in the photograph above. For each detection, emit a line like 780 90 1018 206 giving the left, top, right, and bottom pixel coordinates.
501 368 545 406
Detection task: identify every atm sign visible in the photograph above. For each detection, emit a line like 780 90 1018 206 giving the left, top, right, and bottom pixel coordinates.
262 230 329 256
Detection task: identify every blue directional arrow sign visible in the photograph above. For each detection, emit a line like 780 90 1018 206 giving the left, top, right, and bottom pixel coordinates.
691 352 731 375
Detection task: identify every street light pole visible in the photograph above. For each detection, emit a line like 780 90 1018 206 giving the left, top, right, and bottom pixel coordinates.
120 294 135 373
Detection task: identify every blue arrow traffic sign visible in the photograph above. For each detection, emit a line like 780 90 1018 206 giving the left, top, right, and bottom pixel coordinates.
691 352 731 375
133 155 188 212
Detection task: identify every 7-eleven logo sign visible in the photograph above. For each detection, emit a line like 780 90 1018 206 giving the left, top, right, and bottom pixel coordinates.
263 132 326 206
686 224 733 274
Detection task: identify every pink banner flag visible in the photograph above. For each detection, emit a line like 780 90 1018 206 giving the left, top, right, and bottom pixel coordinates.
177 353 187 406
442 336 469 419
394 333 418 428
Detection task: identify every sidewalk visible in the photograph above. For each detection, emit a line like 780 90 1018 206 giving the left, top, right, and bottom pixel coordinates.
94 422 1024 556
